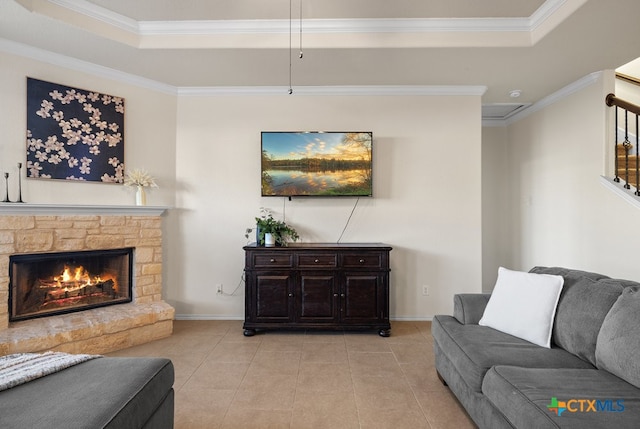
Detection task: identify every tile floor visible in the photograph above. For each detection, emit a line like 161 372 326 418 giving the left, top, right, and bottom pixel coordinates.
107 320 476 429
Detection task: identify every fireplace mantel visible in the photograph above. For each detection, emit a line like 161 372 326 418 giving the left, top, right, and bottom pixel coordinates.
0 203 169 216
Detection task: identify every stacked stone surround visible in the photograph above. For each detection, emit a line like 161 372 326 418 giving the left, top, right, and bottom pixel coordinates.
0 205 174 355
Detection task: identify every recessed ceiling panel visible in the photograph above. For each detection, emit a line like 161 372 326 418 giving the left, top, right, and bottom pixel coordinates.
482 104 531 120
85 0 546 21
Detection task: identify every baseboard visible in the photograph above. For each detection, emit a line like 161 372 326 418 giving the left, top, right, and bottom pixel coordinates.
174 314 434 321
174 314 244 321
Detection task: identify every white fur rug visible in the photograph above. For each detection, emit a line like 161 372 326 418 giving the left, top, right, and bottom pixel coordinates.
0 351 100 391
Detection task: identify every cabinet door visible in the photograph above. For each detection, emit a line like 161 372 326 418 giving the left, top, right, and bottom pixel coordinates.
298 272 338 322
341 273 387 324
252 271 294 323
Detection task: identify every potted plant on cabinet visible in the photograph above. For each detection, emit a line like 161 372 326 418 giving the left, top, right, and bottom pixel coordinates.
245 207 299 246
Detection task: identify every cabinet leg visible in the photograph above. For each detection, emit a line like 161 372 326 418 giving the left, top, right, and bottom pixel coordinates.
243 329 256 337
378 329 391 337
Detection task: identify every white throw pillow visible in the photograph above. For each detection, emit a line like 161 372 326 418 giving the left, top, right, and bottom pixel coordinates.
479 267 564 348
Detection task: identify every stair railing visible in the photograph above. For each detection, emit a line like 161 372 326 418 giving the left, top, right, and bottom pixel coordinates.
606 93 640 196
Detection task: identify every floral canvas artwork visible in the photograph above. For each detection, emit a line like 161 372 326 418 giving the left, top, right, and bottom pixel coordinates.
26 77 125 183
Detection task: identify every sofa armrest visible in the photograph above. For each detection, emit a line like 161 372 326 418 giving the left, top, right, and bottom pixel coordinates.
453 293 491 324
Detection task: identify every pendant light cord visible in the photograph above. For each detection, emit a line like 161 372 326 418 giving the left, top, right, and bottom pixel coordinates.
299 0 303 59
288 0 293 94
288 0 303 94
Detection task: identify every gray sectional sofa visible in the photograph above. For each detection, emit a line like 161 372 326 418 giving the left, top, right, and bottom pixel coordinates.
432 266 640 429
0 356 174 428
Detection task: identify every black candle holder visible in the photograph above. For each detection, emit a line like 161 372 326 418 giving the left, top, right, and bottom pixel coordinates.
16 162 24 203
2 172 9 202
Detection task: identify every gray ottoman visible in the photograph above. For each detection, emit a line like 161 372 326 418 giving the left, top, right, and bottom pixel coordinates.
0 357 174 429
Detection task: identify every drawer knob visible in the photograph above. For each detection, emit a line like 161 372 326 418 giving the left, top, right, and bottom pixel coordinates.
270 258 276 263
359 259 365 263
333 293 338 297
314 259 320 263
288 293 293 297
341 293 345 297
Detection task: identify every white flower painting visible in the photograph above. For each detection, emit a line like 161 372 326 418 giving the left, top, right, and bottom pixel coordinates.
26 78 125 183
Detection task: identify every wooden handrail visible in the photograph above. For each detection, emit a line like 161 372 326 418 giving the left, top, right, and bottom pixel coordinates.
616 72 640 87
606 93 640 116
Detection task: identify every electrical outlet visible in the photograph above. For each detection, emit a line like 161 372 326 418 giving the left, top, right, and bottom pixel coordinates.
216 284 223 295
422 285 429 296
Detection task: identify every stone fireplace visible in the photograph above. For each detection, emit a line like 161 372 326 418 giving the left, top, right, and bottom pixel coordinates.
0 205 174 355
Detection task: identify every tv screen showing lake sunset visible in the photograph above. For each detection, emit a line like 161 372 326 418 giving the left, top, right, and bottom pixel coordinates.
261 132 373 197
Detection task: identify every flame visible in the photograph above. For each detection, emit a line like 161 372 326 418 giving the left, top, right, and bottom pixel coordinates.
51 265 117 292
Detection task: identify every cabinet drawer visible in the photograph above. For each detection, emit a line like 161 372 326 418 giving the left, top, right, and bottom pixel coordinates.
342 252 383 268
253 253 294 268
298 254 337 268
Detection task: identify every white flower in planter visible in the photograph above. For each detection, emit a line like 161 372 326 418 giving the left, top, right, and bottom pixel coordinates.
124 169 158 188
124 169 158 206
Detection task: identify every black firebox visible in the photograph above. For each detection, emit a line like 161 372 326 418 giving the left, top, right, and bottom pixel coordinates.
9 248 133 322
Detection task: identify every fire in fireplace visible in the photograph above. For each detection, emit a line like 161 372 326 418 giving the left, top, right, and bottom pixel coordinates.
9 248 133 322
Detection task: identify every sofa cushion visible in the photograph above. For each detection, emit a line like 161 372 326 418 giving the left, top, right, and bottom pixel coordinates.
596 286 640 389
479 267 564 348
544 270 624 361
0 357 174 429
483 366 640 429
529 267 623 365
529 266 609 282
433 344 514 429
432 315 594 393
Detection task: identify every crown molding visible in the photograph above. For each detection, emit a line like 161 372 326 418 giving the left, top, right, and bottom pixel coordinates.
140 17 531 36
47 0 138 32
0 38 176 95
530 0 573 30
20 0 584 49
177 85 487 97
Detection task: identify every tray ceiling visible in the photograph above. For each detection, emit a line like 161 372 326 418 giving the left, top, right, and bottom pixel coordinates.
83 0 546 21
2 0 640 119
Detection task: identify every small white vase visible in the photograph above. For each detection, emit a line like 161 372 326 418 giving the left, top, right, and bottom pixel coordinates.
135 186 147 206
264 233 275 247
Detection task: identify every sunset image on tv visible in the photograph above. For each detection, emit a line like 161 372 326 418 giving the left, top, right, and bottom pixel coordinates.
261 132 373 197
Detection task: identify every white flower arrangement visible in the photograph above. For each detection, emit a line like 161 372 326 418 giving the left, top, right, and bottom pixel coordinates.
124 168 158 188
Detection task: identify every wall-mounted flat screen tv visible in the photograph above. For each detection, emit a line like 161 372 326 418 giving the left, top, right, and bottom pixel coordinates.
261 132 373 197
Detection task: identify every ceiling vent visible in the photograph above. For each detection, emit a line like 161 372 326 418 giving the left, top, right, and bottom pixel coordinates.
482 103 531 121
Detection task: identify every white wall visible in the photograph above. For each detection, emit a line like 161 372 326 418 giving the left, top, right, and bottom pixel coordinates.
5 43 640 323
505 71 640 281
0 51 177 207
0 49 484 320
172 94 483 319
481 126 510 291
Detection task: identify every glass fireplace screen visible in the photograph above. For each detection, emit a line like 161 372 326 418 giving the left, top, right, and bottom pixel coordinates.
9 247 133 322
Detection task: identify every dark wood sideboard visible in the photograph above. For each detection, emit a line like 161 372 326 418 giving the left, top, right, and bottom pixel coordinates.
243 243 392 336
